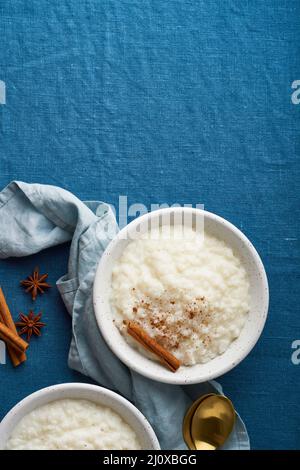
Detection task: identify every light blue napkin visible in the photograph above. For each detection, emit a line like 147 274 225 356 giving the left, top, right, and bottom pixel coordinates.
0 181 249 450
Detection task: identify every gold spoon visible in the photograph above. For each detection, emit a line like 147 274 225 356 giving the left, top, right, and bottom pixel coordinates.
182 394 215 450
191 394 236 450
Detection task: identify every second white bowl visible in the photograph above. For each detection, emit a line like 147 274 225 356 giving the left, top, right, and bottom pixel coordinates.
0 383 160 450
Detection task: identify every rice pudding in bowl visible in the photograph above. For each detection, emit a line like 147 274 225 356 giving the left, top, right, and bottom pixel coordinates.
5 399 141 450
94 208 269 384
111 226 250 368
0 384 160 450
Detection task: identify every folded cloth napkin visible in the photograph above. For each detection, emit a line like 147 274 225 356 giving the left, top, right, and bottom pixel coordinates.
0 181 250 450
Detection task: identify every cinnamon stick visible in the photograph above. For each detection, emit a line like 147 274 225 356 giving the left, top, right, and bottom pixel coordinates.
0 322 28 354
126 320 181 372
0 287 27 366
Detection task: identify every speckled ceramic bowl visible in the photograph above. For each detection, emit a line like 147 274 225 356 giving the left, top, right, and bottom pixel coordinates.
93 207 269 385
0 383 160 450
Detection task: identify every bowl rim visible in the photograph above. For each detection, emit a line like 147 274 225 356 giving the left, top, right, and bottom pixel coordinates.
0 382 160 450
93 207 269 385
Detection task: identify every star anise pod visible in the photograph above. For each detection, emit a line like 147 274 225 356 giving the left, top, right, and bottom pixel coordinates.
15 310 46 341
20 267 51 301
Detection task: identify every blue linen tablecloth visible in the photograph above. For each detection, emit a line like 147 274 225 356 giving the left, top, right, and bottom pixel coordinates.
0 0 299 449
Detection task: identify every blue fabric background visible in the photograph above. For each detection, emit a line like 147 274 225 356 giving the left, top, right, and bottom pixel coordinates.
0 0 299 449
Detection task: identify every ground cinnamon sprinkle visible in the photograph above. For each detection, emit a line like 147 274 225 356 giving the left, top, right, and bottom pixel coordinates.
129 289 213 354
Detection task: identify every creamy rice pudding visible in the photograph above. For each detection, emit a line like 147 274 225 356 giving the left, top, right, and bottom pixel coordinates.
111 226 250 367
5 399 141 450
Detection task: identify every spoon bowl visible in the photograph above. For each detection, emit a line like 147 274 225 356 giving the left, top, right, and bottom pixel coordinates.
191 395 235 450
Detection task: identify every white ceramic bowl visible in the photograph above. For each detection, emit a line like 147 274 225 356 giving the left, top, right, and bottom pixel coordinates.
94 207 269 385
0 383 160 450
